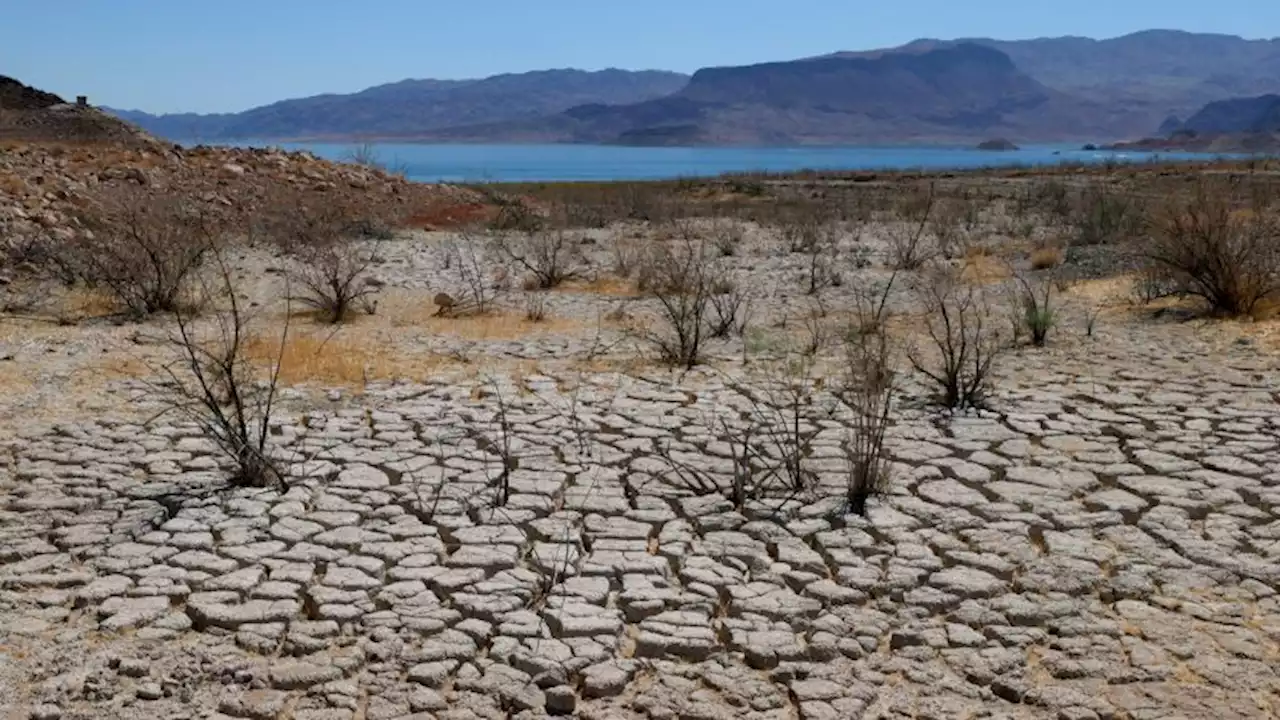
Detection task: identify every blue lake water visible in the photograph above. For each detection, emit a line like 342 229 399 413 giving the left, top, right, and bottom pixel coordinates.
229 142 1242 183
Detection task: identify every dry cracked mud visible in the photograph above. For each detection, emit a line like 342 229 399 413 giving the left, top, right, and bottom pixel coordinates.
1 221 1279 720
2 326 1279 720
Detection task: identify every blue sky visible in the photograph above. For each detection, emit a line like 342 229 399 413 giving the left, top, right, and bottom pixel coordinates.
4 0 1278 114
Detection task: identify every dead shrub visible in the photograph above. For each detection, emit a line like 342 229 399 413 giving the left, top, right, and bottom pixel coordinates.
1014 273 1056 346
836 323 896 515
636 238 721 368
887 182 938 270
441 230 497 315
493 229 583 289
523 291 548 322
1072 183 1144 246
70 188 218 317
707 281 751 338
907 270 1005 410
155 252 285 488
265 201 383 323
1142 187 1280 316
711 219 746 257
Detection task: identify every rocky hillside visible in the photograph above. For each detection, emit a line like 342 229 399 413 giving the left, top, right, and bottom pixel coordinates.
1178 94 1280 134
107 69 690 141
1105 93 1280 153
0 76 65 110
835 30 1280 136
0 75 155 147
425 44 1124 145
99 30 1280 146
0 79 480 268
0 143 478 255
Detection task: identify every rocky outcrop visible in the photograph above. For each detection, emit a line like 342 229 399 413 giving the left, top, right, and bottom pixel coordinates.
0 76 66 110
976 138 1019 150
0 142 477 257
428 44 1117 145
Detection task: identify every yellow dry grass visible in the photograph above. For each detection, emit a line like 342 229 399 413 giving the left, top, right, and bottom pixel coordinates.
1029 245 1064 270
0 171 28 196
369 290 583 338
553 275 640 297
241 331 460 388
960 254 1013 284
56 287 120 320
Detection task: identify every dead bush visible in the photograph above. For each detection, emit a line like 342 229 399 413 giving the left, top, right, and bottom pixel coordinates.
907 270 1005 410
796 220 843 295
931 197 976 259
887 182 938 270
836 323 896 515
494 229 583 290
441 230 497 315
523 291 548 322
289 238 382 323
156 252 285 488
662 359 837 514
711 219 746 257
1142 188 1280 316
71 188 218 317
1072 183 1144 246
1014 273 1056 346
708 280 751 338
636 238 721 368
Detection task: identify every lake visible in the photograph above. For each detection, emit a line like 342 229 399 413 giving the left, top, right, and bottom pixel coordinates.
233 142 1239 183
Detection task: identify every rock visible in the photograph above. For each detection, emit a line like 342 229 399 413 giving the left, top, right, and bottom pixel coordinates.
100 596 170 631
929 566 1005 598
219 689 291 719
30 705 61 720
581 661 632 698
269 661 343 690
545 685 577 715
135 682 163 700
117 658 150 678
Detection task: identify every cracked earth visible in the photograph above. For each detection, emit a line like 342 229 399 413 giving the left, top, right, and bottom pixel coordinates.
1 227 1279 720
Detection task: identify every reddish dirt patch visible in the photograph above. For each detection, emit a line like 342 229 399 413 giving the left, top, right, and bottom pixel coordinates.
405 201 496 230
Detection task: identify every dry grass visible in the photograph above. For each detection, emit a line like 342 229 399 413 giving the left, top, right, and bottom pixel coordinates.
960 254 1013 284
242 332 459 387
1029 245 1064 270
56 287 120 320
0 171 28 196
553 275 640 297
376 292 582 338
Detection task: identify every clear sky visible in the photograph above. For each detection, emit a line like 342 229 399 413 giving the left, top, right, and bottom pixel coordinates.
4 0 1278 114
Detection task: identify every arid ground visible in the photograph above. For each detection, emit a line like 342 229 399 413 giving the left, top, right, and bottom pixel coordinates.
1 157 1279 720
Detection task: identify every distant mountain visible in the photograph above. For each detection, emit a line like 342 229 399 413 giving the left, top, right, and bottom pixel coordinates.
108 69 690 141
1106 94 1280 153
100 30 1280 146
1179 94 1280 134
836 30 1280 136
424 44 1130 145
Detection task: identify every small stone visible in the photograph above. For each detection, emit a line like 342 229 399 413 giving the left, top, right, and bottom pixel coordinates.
269 661 342 690
30 705 61 720
118 658 151 677
581 661 632 698
136 682 163 700
545 685 577 715
219 689 290 719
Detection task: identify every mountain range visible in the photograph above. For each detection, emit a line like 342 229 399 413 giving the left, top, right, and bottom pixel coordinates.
105 30 1280 146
